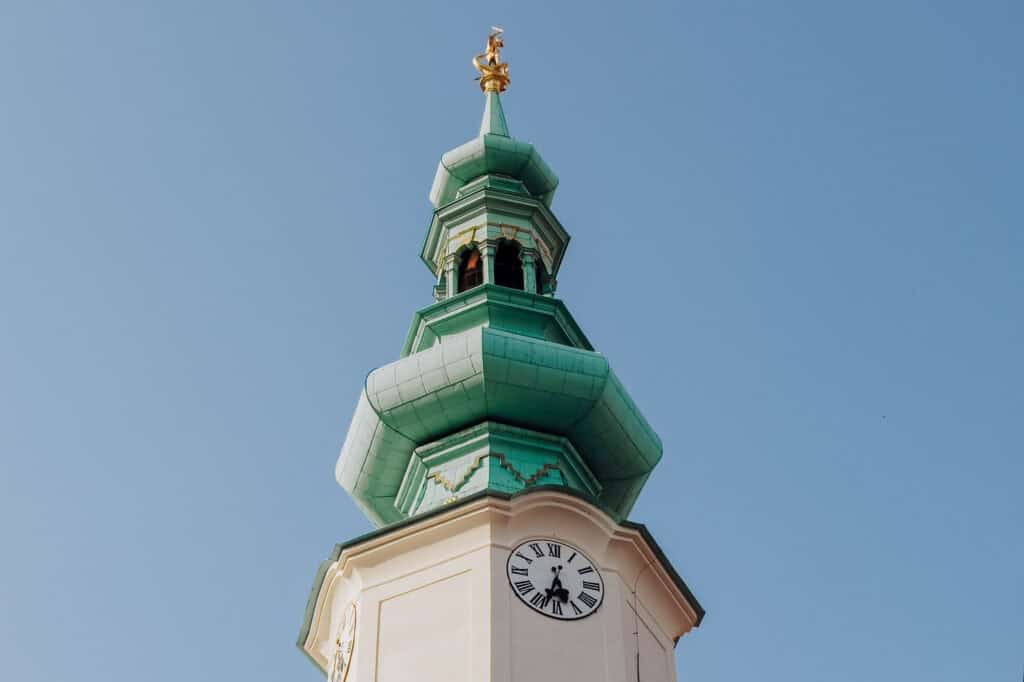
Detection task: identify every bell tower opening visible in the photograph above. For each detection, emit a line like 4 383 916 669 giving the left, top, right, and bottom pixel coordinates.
494 239 524 290
458 246 484 292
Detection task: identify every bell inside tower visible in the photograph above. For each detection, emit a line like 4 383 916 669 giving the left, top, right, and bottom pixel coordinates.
457 246 483 292
494 239 524 290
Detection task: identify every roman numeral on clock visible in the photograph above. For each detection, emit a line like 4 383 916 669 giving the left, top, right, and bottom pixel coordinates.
582 581 601 592
514 580 534 595
514 552 533 565
529 543 544 558
577 566 594 575
546 542 561 558
529 592 545 607
510 566 529 576
569 600 582 615
578 591 598 609
550 600 563 616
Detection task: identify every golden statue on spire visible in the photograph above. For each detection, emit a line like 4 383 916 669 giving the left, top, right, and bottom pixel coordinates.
473 27 510 93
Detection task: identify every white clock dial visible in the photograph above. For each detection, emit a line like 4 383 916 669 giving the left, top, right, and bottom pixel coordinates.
505 538 604 620
328 602 356 682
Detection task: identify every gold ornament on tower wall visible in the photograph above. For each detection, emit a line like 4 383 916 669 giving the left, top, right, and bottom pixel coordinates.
327 602 357 682
473 27 510 93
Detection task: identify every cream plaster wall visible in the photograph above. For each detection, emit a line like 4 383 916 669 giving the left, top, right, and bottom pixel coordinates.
377 571 473 682
303 492 698 682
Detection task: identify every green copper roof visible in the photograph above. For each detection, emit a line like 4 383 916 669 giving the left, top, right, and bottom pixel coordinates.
336 321 661 526
429 92 559 207
334 88 667 531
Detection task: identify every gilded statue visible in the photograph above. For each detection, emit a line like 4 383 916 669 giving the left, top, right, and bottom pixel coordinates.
473 27 510 93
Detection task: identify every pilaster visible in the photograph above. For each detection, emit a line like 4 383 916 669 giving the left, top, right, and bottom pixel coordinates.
444 254 457 300
482 242 497 285
521 250 537 294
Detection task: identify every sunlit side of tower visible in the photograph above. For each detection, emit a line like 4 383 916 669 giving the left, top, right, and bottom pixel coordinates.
298 30 704 682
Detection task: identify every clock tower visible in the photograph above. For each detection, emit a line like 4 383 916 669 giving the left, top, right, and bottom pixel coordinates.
298 30 704 682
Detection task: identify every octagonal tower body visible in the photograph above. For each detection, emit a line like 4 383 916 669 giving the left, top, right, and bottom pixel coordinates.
300 491 703 682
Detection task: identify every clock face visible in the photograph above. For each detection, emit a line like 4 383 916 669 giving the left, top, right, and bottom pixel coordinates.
328 602 356 682
505 538 604 620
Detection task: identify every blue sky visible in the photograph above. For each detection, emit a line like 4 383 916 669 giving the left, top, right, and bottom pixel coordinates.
1 1 1021 680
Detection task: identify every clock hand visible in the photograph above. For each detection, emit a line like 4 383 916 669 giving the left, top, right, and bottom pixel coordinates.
547 565 570 604
541 566 558 607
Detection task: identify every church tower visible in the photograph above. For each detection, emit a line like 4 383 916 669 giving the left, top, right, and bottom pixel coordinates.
298 30 704 682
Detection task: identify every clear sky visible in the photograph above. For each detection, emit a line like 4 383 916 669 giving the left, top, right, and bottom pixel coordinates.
1 1 1021 680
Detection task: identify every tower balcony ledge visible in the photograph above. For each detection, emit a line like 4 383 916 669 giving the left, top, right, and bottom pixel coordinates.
402 284 591 357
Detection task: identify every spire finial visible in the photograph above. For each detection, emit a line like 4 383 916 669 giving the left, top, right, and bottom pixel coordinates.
472 27 510 93
479 89 510 136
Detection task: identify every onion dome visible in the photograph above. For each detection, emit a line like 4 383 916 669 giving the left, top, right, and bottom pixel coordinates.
428 91 559 208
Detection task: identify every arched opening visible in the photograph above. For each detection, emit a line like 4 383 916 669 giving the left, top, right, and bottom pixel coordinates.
457 246 483 293
494 240 524 290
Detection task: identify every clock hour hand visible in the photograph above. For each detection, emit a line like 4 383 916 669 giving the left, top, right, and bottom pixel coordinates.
548 565 570 604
